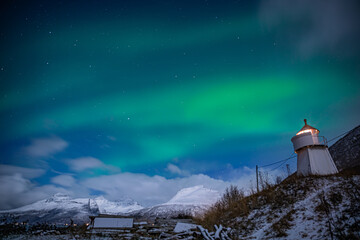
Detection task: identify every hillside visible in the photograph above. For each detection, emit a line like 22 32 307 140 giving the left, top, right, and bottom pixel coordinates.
198 173 360 239
330 125 360 171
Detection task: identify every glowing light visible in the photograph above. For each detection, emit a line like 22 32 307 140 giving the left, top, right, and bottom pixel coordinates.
296 129 312 135
296 129 319 136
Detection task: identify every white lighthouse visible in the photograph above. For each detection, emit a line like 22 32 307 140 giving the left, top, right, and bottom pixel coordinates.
291 119 338 176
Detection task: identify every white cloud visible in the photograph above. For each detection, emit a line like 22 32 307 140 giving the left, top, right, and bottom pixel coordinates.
66 157 119 172
0 163 286 210
81 173 231 207
0 164 45 179
51 175 76 187
80 165 288 207
24 136 68 158
166 163 189 176
0 165 71 210
0 174 68 210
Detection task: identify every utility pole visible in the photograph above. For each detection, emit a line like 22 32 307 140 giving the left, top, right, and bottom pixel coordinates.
286 164 291 177
256 165 259 193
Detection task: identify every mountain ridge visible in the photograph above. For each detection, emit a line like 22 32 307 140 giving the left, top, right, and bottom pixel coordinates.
0 193 143 224
0 185 220 223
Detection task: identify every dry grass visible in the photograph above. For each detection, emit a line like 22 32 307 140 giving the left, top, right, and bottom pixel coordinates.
196 168 360 239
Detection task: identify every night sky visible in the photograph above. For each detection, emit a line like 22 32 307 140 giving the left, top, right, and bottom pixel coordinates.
1 0 359 209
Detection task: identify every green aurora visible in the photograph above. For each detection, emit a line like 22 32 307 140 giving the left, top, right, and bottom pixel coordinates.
0 0 359 178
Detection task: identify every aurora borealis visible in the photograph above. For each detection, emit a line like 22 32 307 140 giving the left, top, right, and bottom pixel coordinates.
0 0 359 208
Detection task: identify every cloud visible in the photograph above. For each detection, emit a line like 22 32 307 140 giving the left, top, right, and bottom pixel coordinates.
0 164 71 210
24 136 68 158
66 157 119 172
0 164 45 179
80 166 285 207
0 163 286 210
51 175 76 187
0 174 68 210
166 163 189 176
259 0 360 57
81 173 233 207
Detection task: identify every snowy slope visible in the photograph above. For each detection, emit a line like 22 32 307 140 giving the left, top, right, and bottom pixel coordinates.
206 175 360 239
133 185 220 218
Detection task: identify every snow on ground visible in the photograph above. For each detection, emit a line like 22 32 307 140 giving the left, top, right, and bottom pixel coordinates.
174 222 198 233
232 175 360 239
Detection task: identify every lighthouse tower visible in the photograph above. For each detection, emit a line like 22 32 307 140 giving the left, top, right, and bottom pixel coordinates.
291 119 338 176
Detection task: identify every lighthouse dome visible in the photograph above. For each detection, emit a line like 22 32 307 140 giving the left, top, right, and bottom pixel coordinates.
296 119 319 136
291 119 324 152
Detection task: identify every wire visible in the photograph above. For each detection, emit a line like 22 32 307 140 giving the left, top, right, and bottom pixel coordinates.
327 129 352 143
270 155 295 171
260 152 296 168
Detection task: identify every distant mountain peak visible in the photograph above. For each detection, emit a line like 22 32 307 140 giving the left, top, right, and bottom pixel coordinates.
164 185 221 206
130 185 221 218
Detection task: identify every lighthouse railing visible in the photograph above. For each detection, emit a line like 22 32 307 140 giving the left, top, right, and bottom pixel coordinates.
317 136 328 146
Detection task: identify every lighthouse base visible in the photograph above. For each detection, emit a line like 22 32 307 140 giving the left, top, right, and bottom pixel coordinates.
297 146 339 176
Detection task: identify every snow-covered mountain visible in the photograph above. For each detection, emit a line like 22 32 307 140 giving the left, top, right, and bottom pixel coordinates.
93 196 143 214
0 193 143 224
133 185 221 218
0 186 219 224
164 185 221 206
2 193 96 213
